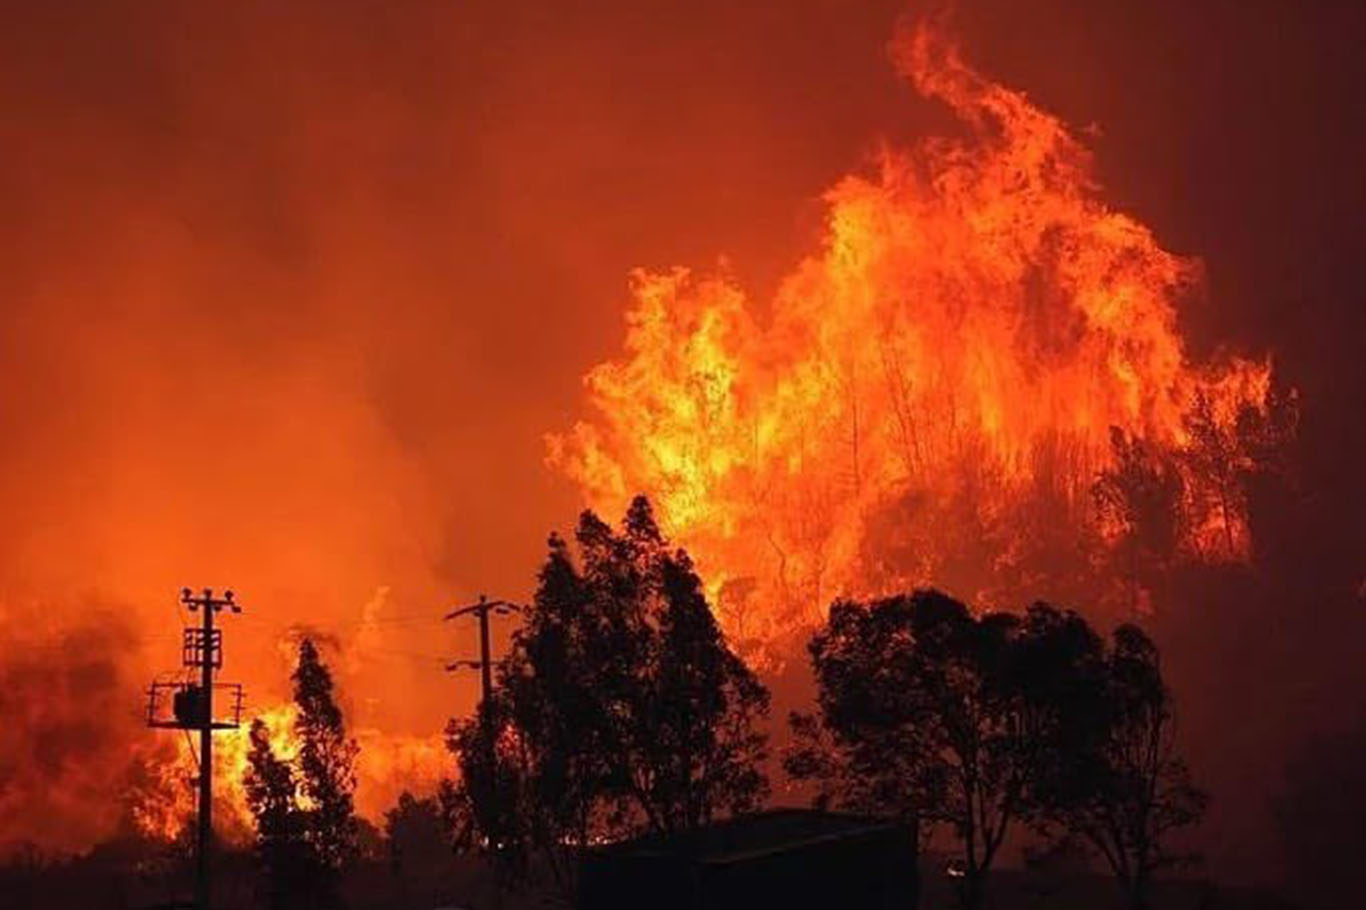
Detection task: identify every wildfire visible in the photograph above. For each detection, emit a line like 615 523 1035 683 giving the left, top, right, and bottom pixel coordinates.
548 22 1273 656
127 600 452 846
129 702 448 844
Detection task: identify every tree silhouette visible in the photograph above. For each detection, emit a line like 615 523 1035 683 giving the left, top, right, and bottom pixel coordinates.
244 719 310 910
243 638 359 909
784 595 937 836
384 792 446 875
383 791 449 905
788 590 1110 910
1181 390 1248 559
445 496 770 893
442 694 541 887
293 638 360 881
1037 624 1206 910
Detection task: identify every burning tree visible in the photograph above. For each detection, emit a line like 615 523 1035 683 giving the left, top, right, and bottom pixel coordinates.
548 19 1280 656
1092 427 1185 614
243 638 359 909
444 496 770 894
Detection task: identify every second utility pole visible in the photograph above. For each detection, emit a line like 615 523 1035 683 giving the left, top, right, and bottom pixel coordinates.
445 594 522 721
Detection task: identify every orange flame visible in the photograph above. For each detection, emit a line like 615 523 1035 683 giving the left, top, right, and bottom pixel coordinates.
127 602 452 846
548 22 1271 655
129 702 448 844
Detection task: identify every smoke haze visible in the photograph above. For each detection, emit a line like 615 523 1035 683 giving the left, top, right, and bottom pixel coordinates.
1 1 1361 896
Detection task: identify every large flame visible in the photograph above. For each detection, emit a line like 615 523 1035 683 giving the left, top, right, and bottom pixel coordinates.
121 598 451 847
130 702 447 844
548 23 1271 655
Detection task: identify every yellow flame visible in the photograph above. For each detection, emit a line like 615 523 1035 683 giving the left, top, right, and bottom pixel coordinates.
548 23 1271 656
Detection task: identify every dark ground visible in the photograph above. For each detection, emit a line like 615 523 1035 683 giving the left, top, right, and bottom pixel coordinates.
0 840 1306 910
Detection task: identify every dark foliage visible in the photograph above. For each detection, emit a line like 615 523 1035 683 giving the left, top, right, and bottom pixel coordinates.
292 639 360 877
243 638 359 909
789 589 1204 910
381 791 450 906
1093 427 1185 613
244 719 311 909
444 495 770 895
1036 624 1207 910
383 792 446 877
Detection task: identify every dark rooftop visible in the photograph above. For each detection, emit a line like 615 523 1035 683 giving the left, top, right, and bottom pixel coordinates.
590 809 905 865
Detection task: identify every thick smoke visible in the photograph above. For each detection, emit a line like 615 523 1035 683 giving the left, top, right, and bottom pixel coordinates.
0 0 1361 895
0 600 173 851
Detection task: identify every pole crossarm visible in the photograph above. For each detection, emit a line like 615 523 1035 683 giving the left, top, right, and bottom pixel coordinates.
182 586 241 613
443 592 527 855
444 598 524 621
443 593 526 718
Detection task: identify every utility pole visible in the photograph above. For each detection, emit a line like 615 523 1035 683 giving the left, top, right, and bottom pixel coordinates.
444 597 524 910
446 592 523 888
445 594 523 717
147 587 244 910
185 588 238 910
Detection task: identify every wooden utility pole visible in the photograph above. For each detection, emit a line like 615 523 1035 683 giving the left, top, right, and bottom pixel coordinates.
445 595 523 910
148 587 243 910
445 594 523 715
185 588 238 910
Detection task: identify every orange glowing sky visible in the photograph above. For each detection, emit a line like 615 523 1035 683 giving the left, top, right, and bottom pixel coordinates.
2 0 1363 890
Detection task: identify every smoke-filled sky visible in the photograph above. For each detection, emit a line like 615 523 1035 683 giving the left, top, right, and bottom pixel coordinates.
2 0 1362 892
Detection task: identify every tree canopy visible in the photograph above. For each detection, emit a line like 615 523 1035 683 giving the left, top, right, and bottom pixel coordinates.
445 496 770 892
788 589 1203 910
1036 624 1208 910
244 638 359 910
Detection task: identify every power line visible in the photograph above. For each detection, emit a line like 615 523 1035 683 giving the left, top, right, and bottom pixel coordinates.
354 612 445 626
444 594 524 715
